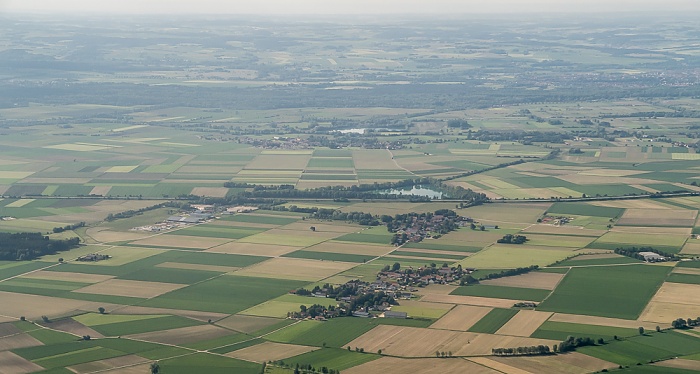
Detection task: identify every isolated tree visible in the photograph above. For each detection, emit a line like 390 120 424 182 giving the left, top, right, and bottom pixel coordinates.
656 326 661 332
98 307 105 314
150 362 160 374
638 327 645 335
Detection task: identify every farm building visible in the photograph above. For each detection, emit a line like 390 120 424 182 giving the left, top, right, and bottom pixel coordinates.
638 252 667 262
167 216 201 224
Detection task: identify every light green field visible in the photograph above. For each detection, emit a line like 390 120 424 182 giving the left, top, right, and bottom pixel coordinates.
458 244 573 268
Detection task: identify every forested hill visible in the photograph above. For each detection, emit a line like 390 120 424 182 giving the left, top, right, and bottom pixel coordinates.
0 233 79 261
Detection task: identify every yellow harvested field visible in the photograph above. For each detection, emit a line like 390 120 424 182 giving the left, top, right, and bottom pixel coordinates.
617 208 697 226
344 357 500 374
130 235 231 249
640 282 700 324
653 358 700 371
481 272 564 290
231 258 355 281
391 300 454 319
112 306 228 323
156 262 238 273
281 222 361 233
191 187 229 197
227 342 319 363
567 253 619 261
67 355 148 374
0 171 33 179
681 241 700 255
216 315 282 334
239 228 342 247
673 267 700 276
303 241 393 256
22 270 114 284
467 357 532 374
579 169 644 177
418 284 459 295
346 325 556 357
89 186 112 196
590 199 676 209
487 352 616 374
0 333 44 351
206 242 299 257
0 351 45 374
611 225 693 235
352 149 397 169
85 228 152 243
549 313 660 331
106 165 138 173
128 325 232 345
495 310 552 337
209 220 278 229
68 246 162 267
430 305 493 331
246 154 310 169
523 224 606 237
0 291 111 320
420 294 516 308
5 199 34 208
73 279 185 299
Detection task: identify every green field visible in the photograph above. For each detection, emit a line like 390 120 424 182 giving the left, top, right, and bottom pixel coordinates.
141 275 308 314
467 308 519 334
538 265 670 319
531 321 638 341
450 284 551 301
580 331 700 366
282 250 373 263
285 348 379 371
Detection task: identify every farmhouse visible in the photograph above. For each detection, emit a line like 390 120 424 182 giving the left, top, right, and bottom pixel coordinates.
638 252 667 262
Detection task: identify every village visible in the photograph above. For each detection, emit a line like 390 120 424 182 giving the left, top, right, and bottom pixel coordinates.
287 262 474 321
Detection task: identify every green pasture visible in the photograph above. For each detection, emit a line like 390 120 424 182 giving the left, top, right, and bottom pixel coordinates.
530 321 638 340
168 225 265 239
402 241 482 252
458 245 573 269
580 331 700 366
89 315 202 336
451 285 551 302
286 348 379 371
141 275 307 314
467 308 519 334
538 265 670 319
282 250 373 263
221 214 300 226
160 353 261 374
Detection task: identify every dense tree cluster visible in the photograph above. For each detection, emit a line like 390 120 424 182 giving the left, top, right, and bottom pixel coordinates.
52 222 85 233
557 336 596 353
310 209 379 226
672 317 700 329
267 360 340 374
0 232 80 261
497 234 528 244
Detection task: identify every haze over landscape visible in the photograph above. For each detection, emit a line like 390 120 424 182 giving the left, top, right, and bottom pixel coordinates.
1 2 700 374
3 0 700 14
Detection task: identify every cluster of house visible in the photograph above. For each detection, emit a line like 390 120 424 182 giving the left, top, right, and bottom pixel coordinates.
391 214 472 244
378 265 475 287
76 253 110 262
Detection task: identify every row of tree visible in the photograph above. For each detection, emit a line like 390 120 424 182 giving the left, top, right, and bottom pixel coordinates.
492 345 552 356
479 265 539 281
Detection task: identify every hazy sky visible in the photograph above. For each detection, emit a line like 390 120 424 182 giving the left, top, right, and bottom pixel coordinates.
2 0 700 15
